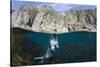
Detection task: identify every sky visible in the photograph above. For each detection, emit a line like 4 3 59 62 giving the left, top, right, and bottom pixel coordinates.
11 0 96 12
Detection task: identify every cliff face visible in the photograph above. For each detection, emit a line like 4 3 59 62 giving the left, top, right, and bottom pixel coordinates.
11 6 96 34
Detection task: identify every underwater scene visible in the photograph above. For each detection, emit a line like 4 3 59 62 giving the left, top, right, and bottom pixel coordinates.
11 0 96 66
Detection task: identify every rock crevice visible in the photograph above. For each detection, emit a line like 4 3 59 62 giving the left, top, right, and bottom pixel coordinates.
11 6 96 33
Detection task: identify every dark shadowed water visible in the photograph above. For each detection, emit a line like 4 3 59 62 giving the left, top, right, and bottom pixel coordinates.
25 31 96 63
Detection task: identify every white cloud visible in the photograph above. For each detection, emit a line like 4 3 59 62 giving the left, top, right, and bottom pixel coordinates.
48 3 77 12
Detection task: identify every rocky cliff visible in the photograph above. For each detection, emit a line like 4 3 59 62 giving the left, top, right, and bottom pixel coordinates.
11 6 96 34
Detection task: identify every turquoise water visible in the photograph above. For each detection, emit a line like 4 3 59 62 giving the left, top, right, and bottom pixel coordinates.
25 31 96 63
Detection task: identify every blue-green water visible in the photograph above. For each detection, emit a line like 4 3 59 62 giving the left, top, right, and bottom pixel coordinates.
25 31 96 63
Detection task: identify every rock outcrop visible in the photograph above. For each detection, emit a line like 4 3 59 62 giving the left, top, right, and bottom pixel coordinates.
11 6 96 34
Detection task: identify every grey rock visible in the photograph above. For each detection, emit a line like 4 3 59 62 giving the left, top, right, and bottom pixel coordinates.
11 6 96 34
